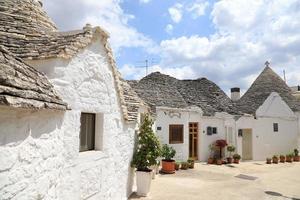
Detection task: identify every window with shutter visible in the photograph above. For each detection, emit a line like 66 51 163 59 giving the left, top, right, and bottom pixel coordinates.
169 125 184 144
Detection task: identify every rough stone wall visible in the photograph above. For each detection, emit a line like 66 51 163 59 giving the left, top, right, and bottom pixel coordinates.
0 106 65 200
0 37 136 199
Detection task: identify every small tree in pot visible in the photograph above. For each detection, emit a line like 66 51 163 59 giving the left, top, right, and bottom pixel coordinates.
161 144 176 174
226 145 235 164
131 115 161 196
233 154 241 164
215 139 228 164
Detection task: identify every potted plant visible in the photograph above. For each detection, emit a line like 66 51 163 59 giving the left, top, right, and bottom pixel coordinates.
294 149 299 162
181 162 189 170
216 158 223 165
131 115 161 197
272 155 279 164
233 154 241 164
161 144 176 174
226 145 235 164
175 162 180 170
279 155 285 163
266 157 272 164
215 140 228 160
207 144 215 164
188 158 195 168
286 154 293 163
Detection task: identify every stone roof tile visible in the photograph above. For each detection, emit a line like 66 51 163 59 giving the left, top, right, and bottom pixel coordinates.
0 46 67 110
236 66 300 115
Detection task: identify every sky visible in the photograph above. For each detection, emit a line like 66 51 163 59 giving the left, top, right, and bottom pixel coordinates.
43 0 300 95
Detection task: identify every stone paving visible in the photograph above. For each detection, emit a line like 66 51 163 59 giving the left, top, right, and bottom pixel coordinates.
130 161 300 200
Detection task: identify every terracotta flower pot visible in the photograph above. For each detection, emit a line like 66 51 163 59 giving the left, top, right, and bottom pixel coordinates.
272 158 279 164
266 158 272 164
162 160 175 174
227 157 233 164
286 157 293 163
233 159 240 164
216 159 222 165
294 156 300 162
207 158 214 164
280 156 285 163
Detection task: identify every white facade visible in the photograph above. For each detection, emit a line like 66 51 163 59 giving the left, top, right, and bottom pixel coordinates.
155 107 236 162
0 36 138 199
154 92 300 162
236 92 299 160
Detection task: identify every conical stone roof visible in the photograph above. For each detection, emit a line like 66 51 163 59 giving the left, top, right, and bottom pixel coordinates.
129 72 238 116
236 66 300 114
0 0 57 33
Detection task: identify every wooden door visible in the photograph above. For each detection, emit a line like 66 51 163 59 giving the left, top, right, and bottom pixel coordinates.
189 123 198 160
242 129 253 160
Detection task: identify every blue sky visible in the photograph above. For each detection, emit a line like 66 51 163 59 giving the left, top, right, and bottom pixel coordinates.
118 0 216 69
44 0 300 94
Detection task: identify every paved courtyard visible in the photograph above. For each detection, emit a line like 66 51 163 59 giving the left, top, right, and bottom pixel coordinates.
130 162 300 200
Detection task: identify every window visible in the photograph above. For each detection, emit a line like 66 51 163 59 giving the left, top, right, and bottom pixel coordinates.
207 126 212 135
80 113 96 152
212 127 217 134
207 126 217 135
169 125 184 144
273 123 278 132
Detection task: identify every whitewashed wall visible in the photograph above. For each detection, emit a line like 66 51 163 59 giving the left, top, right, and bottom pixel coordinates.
0 106 66 200
0 36 137 200
155 107 233 162
236 93 299 160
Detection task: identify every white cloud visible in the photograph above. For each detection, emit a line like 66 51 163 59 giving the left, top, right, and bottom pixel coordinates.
43 0 157 54
165 24 173 34
187 1 209 19
154 0 300 92
168 3 183 23
139 0 151 4
119 64 195 80
120 0 300 92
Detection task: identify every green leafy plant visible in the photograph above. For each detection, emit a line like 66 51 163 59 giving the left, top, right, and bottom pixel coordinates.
161 144 176 161
227 145 236 157
131 114 161 171
294 149 299 156
233 154 241 160
181 162 189 170
272 155 278 159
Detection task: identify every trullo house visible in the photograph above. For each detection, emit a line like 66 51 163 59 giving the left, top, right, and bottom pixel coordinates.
129 65 300 162
0 0 144 199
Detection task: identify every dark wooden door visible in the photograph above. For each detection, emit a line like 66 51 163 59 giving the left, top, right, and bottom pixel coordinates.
189 122 198 160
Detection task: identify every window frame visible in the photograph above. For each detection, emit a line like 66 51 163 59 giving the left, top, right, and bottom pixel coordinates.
79 113 96 152
169 124 184 144
273 123 279 132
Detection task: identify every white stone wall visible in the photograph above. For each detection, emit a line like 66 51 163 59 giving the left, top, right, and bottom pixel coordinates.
0 106 66 200
236 93 299 160
0 36 137 200
155 108 232 162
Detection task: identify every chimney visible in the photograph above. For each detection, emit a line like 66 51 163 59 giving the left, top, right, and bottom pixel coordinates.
231 87 240 101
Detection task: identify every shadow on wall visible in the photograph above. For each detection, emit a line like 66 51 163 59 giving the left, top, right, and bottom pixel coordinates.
126 128 138 197
0 106 64 145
